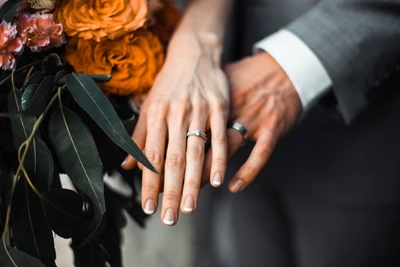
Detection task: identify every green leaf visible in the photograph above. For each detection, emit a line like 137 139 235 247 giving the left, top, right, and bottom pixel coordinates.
71 239 108 267
21 84 38 111
65 73 155 172
0 245 46 267
90 74 112 82
48 107 105 243
23 72 45 89
25 76 54 115
7 89 36 148
42 189 85 238
11 175 56 267
0 0 22 22
8 90 55 191
0 111 32 119
41 54 65 75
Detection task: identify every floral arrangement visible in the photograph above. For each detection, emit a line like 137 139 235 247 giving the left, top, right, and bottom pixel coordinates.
0 0 181 266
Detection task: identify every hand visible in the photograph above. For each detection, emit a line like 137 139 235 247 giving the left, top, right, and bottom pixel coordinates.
203 52 302 192
122 32 229 225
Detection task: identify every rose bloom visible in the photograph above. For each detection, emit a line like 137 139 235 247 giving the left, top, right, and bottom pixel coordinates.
54 0 148 42
17 13 66 52
0 21 24 70
65 29 164 96
27 0 57 13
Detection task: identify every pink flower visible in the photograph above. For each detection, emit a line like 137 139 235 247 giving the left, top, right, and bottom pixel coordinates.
0 21 24 70
0 0 8 9
17 13 66 52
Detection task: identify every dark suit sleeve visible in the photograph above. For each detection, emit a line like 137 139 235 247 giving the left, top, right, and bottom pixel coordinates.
286 0 400 123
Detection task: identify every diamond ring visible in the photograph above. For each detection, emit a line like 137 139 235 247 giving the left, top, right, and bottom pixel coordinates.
186 130 207 143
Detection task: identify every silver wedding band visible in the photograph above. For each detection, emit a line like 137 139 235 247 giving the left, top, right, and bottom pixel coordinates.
229 122 247 144
187 130 207 143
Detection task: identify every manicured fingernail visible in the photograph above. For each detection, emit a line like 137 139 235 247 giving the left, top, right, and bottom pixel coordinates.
144 199 155 215
231 179 244 193
121 159 127 166
213 172 222 186
183 195 194 212
163 208 175 225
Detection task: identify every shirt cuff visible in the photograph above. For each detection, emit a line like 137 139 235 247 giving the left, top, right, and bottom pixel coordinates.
254 29 332 111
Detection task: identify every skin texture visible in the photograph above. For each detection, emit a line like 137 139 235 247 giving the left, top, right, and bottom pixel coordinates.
203 52 303 192
122 0 233 225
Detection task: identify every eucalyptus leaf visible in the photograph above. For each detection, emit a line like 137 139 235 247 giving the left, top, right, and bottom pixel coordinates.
11 176 56 267
23 72 45 89
66 73 155 172
90 74 112 82
0 0 22 22
43 189 85 238
26 76 54 115
0 245 46 267
8 89 55 191
48 107 105 243
71 239 108 267
21 84 38 111
7 89 36 148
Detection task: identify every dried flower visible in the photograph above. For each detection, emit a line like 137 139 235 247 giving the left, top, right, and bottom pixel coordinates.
17 13 66 52
0 21 24 70
27 0 57 13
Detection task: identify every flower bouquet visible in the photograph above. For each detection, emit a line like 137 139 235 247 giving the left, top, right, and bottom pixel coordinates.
0 0 181 266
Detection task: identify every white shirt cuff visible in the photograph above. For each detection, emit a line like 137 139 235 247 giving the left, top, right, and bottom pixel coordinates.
254 29 332 111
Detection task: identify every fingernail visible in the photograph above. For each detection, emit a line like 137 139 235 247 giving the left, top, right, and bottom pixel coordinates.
144 199 155 215
183 195 194 212
163 208 175 225
121 159 127 166
231 179 244 193
213 172 222 186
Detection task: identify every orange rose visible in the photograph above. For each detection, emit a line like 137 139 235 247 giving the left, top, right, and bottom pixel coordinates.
54 0 148 42
149 2 182 47
65 29 164 96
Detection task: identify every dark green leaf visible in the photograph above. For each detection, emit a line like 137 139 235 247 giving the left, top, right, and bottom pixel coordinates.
0 245 46 267
23 72 45 89
7 89 36 148
41 54 65 75
43 189 85 238
0 0 22 22
7 89 54 191
54 71 66 86
90 74 112 82
0 111 33 119
25 76 54 115
71 239 108 267
48 107 105 243
66 73 155 172
11 175 56 267
21 84 38 111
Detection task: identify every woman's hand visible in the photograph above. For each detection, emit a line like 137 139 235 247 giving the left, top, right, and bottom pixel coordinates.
122 32 229 225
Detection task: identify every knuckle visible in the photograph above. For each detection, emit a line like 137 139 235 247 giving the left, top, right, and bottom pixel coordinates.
163 191 180 202
146 150 163 166
184 179 201 191
143 183 159 195
187 144 204 159
259 145 273 159
212 132 227 144
212 157 227 168
148 103 168 119
166 153 185 169
211 98 228 111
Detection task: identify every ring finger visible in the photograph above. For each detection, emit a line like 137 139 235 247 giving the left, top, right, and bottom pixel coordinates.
181 117 208 214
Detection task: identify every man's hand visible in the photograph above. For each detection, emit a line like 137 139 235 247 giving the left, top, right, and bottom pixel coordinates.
203 52 302 192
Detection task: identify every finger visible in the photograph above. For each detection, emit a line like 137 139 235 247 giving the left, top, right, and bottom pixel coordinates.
121 111 147 170
141 114 167 215
229 129 276 193
161 119 187 226
202 127 243 186
209 103 228 187
181 118 207 214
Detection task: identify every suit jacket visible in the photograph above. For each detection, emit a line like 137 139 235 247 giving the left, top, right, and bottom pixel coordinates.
224 0 400 204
